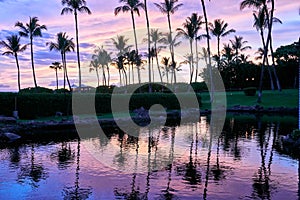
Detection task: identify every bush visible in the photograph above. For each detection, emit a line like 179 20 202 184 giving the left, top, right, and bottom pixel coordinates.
291 129 300 140
54 88 70 93
243 87 256 96
96 86 115 94
19 86 53 94
0 92 202 119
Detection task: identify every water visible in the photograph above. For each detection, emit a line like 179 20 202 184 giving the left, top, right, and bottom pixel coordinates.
0 114 299 200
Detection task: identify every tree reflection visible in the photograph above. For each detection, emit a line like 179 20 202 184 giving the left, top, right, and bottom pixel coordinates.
211 135 225 181
18 144 48 188
50 142 75 170
203 124 212 200
63 139 92 200
9 146 21 169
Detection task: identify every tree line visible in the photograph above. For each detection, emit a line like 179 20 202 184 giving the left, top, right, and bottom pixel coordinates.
0 0 299 103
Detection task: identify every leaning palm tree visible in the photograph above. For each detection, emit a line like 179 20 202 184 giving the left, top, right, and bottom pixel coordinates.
230 36 251 64
200 0 214 102
0 34 27 92
15 16 47 88
114 0 144 84
209 19 235 70
47 32 75 91
61 0 92 91
154 0 183 81
49 62 62 90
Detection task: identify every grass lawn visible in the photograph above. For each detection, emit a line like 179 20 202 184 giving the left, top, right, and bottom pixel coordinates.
201 89 298 110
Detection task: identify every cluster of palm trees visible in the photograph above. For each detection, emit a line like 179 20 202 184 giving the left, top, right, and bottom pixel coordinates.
0 0 90 92
0 0 283 102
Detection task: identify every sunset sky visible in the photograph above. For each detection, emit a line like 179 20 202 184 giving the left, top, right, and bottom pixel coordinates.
0 0 299 91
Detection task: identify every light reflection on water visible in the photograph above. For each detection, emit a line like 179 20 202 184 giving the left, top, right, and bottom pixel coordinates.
0 114 299 200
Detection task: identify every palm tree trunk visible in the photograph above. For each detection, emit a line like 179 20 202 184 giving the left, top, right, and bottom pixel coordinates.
119 69 122 86
167 12 176 84
102 66 106 86
107 66 110 86
130 10 140 84
30 37 38 88
269 37 281 91
260 30 274 91
189 39 194 83
123 68 128 86
64 53 72 91
55 68 59 90
144 0 152 92
200 0 214 102
132 64 135 84
195 38 199 82
61 53 66 90
217 36 220 70
152 57 155 82
15 53 21 92
96 67 100 87
74 10 82 91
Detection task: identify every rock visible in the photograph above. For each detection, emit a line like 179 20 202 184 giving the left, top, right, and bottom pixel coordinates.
0 116 16 124
0 132 21 142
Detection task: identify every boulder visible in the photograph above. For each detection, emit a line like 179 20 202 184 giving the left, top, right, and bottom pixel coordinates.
0 132 21 142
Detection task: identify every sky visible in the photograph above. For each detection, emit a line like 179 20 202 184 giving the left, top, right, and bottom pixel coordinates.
0 0 299 91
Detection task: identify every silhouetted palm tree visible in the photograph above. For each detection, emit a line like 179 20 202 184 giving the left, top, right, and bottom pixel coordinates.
115 0 144 84
61 0 92 91
200 0 214 102
230 36 251 64
209 19 235 69
154 0 183 83
93 47 112 86
111 35 132 57
187 13 204 82
89 58 100 87
177 18 197 83
161 57 170 83
49 61 62 90
15 16 47 88
143 0 152 87
47 32 75 91
150 29 164 82
0 34 27 92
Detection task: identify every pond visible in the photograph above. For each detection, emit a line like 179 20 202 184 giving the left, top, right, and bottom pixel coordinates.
0 114 299 199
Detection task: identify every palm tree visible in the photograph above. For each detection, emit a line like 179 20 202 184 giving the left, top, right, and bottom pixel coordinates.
200 0 214 102
150 29 164 83
49 62 62 90
177 19 196 83
255 47 274 90
47 32 75 91
209 19 235 69
89 58 100 87
154 0 183 83
143 0 152 90
160 32 181 84
15 16 47 88
114 0 144 84
112 35 132 57
161 57 170 83
230 36 251 64
187 13 204 82
61 0 92 91
93 47 112 86
0 34 27 92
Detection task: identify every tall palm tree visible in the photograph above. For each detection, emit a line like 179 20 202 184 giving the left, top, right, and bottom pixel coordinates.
230 36 251 64
143 0 152 89
61 0 92 91
49 61 62 90
209 19 235 69
154 0 183 83
177 19 196 83
15 16 47 88
150 29 164 83
89 58 100 87
255 47 274 90
114 0 144 84
200 0 214 102
47 32 75 91
0 34 27 92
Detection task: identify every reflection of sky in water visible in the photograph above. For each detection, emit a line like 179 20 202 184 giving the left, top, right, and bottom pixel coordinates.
0 115 298 199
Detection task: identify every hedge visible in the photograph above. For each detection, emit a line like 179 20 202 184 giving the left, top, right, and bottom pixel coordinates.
0 93 202 119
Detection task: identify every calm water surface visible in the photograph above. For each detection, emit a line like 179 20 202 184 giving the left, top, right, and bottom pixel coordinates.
0 114 299 200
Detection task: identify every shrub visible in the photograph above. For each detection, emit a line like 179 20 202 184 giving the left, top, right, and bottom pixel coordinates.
54 88 70 93
96 86 115 94
19 86 53 94
291 129 300 140
243 87 256 96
